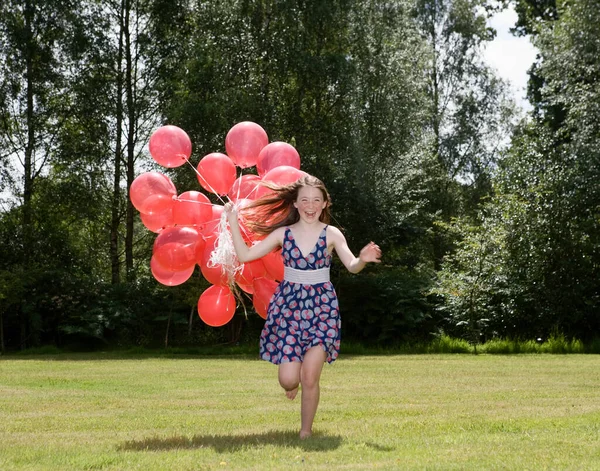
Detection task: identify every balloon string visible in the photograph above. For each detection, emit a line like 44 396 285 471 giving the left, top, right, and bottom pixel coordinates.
208 209 242 282
235 168 242 202
247 186 260 199
207 206 251 320
175 198 213 205
231 281 249 321
185 160 257 314
184 158 228 206
179 161 256 246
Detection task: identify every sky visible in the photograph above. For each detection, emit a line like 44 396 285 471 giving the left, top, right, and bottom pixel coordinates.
482 5 539 111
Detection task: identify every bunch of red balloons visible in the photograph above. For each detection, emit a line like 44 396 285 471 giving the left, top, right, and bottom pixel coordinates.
130 122 307 327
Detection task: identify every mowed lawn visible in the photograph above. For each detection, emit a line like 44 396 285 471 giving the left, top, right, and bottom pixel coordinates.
1 353 599 470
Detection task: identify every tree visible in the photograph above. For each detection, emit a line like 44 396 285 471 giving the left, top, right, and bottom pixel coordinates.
0 0 88 346
152 0 438 342
512 0 557 37
502 0 600 338
415 0 514 181
436 0 600 341
414 0 516 274
433 214 507 345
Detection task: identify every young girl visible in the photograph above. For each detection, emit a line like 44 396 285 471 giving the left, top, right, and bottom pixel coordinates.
224 175 381 439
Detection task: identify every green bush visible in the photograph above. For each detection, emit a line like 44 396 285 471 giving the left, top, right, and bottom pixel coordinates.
336 266 435 345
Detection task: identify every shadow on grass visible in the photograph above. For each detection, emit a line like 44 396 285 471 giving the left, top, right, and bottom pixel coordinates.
364 441 395 452
6 351 260 362
118 430 343 453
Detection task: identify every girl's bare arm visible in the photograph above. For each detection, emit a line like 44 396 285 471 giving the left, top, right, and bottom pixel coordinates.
327 226 381 274
225 203 284 263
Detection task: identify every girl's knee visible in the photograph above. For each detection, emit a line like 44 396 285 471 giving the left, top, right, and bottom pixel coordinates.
300 346 326 389
278 363 301 390
300 366 323 389
279 375 299 391
300 374 320 390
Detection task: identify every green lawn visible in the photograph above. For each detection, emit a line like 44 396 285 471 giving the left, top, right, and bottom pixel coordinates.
1 353 599 470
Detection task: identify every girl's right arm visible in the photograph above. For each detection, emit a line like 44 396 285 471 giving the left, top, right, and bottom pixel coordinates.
224 203 284 263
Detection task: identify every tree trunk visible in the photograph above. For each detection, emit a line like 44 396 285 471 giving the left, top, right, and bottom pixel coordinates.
188 304 195 337
21 0 35 349
165 311 172 349
1 309 5 355
428 2 441 167
110 0 126 285
124 0 135 281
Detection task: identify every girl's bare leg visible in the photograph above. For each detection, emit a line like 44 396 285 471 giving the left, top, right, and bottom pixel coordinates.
278 361 301 400
299 346 327 439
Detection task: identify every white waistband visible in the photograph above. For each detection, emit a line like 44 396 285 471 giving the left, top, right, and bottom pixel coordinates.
284 266 330 284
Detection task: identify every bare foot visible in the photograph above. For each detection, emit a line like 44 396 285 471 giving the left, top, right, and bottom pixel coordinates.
299 430 312 440
285 387 298 400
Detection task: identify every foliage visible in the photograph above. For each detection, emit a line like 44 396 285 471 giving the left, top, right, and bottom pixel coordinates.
1 0 597 350
433 212 508 343
414 0 516 209
437 127 599 341
435 0 600 343
337 265 435 344
512 0 557 37
481 334 587 354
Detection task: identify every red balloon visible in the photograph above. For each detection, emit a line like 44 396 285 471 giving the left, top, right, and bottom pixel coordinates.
252 277 279 319
153 226 199 271
194 236 207 266
199 239 228 285
148 125 192 168
201 234 216 253
151 256 195 286
262 165 308 186
237 259 266 285
236 280 254 294
198 285 236 327
262 249 285 281
234 259 267 293
228 174 261 201
255 166 308 199
140 206 174 233
256 142 301 178
141 195 175 216
196 152 237 195
173 191 212 227
130 172 177 214
225 122 269 168
200 204 224 239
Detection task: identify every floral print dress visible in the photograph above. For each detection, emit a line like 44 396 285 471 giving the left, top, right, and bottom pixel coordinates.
259 225 341 364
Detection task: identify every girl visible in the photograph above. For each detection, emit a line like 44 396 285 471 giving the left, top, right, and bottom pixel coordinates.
224 175 381 439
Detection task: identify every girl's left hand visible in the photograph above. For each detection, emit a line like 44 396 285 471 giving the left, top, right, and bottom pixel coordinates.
224 202 238 222
359 242 382 264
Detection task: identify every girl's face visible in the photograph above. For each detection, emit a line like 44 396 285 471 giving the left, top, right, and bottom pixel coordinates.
294 185 327 223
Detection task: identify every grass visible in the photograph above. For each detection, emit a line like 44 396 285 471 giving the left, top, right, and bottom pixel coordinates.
1 353 599 470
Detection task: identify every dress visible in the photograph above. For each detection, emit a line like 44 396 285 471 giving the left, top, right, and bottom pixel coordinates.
259 225 341 364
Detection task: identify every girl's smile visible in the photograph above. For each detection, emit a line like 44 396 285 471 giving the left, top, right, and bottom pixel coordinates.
294 186 327 222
